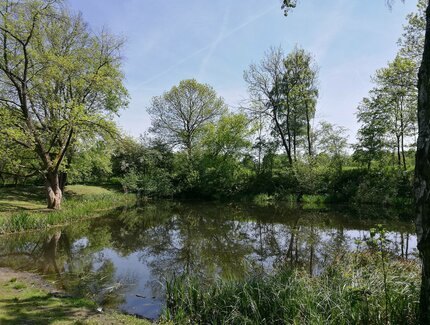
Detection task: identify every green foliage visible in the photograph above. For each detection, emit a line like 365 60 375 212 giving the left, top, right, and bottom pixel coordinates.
252 193 274 206
355 55 417 171
112 136 175 197
301 194 329 204
0 0 128 207
244 46 319 164
354 169 413 205
202 113 253 158
316 121 349 170
121 168 174 198
325 168 413 205
193 113 255 198
164 249 419 324
355 96 390 168
147 79 226 156
398 0 426 65
282 0 298 16
67 141 114 184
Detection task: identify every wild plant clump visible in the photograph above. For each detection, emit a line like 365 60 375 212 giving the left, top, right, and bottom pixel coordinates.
163 229 420 324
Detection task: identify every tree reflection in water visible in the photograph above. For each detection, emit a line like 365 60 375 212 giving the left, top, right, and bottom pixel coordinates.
0 201 417 318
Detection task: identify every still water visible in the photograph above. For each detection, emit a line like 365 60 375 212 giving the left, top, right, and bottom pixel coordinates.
0 201 417 320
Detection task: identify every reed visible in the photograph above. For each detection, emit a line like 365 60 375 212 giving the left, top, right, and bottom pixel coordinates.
164 250 420 324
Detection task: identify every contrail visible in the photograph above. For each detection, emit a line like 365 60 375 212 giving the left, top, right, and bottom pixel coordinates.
199 5 231 77
138 3 278 87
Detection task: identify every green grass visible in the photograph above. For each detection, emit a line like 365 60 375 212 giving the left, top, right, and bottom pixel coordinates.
252 193 274 206
0 185 117 215
65 185 115 197
0 186 46 213
300 194 329 204
164 251 420 324
0 185 134 234
0 272 153 324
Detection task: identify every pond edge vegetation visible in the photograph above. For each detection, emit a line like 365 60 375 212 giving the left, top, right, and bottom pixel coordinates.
0 192 134 234
163 228 420 324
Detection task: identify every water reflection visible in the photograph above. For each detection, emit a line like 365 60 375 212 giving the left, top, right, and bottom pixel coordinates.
0 201 417 319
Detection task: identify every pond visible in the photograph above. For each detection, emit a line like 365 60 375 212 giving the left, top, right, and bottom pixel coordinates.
0 201 417 320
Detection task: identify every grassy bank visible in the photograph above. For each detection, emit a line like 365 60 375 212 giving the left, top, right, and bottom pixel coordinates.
0 268 152 324
0 185 134 234
164 250 420 324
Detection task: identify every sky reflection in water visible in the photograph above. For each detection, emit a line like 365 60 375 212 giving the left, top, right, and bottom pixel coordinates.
0 201 416 319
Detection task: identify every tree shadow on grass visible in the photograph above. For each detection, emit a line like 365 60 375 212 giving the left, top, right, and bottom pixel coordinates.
0 186 46 212
0 293 94 324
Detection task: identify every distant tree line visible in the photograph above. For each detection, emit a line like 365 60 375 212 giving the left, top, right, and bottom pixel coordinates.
0 0 422 209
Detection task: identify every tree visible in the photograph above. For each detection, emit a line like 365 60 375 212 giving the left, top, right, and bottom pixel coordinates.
356 55 417 170
0 135 39 185
414 2 430 323
202 113 253 158
283 47 318 158
354 96 389 169
244 46 318 165
111 135 175 197
316 121 349 171
373 55 417 170
0 0 128 209
67 139 114 184
197 113 254 197
280 1 430 322
398 0 426 66
244 47 292 164
147 79 226 158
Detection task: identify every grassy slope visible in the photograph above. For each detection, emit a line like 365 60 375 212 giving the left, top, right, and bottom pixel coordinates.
0 185 115 214
0 268 153 325
0 185 134 234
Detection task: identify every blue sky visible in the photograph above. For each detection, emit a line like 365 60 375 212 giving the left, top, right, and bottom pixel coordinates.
68 0 417 142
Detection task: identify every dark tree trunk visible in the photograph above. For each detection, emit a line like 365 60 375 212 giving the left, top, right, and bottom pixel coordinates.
305 102 313 156
415 3 430 324
406 233 409 260
396 134 402 168
401 233 405 259
401 132 407 170
59 172 67 193
400 106 407 170
293 128 297 162
273 108 293 165
46 171 62 210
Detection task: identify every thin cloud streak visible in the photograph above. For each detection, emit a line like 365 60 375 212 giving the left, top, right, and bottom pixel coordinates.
138 3 278 87
198 5 231 78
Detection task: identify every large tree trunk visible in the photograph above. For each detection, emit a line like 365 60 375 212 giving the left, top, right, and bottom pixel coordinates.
415 3 430 324
46 171 62 210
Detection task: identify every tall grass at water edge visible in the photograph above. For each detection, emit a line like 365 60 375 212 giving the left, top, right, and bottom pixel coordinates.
0 193 134 234
164 248 420 324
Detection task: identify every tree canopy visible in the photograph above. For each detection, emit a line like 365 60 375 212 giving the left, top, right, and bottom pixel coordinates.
0 0 128 208
147 79 226 158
